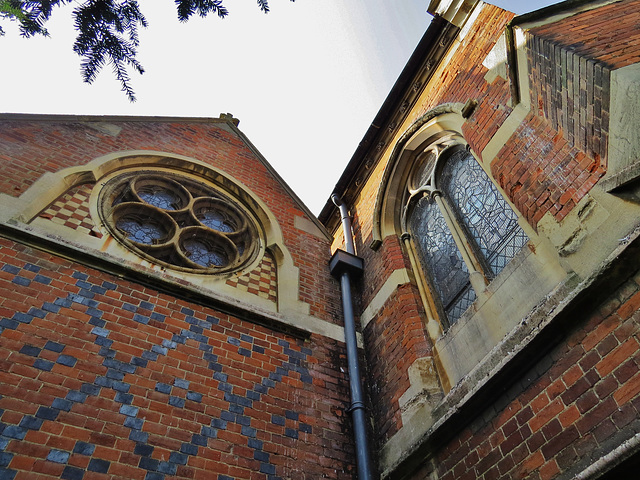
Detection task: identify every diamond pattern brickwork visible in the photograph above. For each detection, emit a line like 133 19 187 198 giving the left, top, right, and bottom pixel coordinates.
226 253 277 303
39 184 102 239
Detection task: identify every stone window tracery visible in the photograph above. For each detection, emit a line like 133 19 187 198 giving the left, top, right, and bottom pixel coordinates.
404 138 528 327
99 171 259 274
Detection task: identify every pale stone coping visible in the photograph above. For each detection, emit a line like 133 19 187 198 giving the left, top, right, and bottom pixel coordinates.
360 268 411 330
294 215 327 240
379 223 640 477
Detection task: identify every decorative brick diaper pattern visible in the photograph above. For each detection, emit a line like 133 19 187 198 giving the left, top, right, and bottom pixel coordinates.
39 184 102 239
226 254 277 303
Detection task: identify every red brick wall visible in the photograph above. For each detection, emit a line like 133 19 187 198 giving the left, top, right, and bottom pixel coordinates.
0 238 355 479
406 268 640 480
0 118 342 325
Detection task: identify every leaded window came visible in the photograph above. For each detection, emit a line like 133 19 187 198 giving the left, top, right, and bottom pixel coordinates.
99 171 259 274
406 141 528 327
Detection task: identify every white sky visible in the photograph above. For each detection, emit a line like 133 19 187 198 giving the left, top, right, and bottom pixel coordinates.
1 0 558 214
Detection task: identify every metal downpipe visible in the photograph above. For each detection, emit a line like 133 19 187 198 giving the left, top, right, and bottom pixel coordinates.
331 194 374 480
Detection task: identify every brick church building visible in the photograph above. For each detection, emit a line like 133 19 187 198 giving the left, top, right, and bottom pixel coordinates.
1 1 640 479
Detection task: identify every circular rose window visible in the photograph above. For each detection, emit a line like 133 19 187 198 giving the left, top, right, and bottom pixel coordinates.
99 171 259 274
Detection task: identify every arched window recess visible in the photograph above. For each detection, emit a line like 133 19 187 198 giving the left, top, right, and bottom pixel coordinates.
400 135 529 329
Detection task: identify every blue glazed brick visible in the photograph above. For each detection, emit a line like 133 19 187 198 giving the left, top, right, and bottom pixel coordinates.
42 302 61 313
155 383 172 394
94 337 113 348
248 438 263 450
44 342 64 354
33 359 54 371
145 473 164 480
95 376 113 388
235 415 250 426
271 415 285 426
133 314 149 325
123 303 137 312
112 381 130 393
238 348 251 357
181 307 194 315
12 276 30 287
158 461 177 475
277 339 289 348
57 355 77 367
185 316 198 325
227 337 240 346
168 397 185 408
260 463 276 475
88 458 110 473
174 378 189 390
241 426 257 438
180 443 198 456
13 312 33 324
219 476 234 480
115 392 133 404
206 315 219 324
255 384 268 394
28 307 46 319
129 431 149 443
218 383 232 393
106 369 125 381
301 347 312 356
134 444 154 457
91 327 109 338
240 334 253 343
139 301 154 310
229 404 245 414
1 264 20 274
81 383 101 396
172 334 186 344
189 325 203 334
72 272 89 281
198 343 213 353
47 449 70 464
138 456 159 471
75 280 91 290
254 450 270 462
210 363 223 372
0 318 19 330
124 417 143 430
211 418 227 430
132 358 148 368
86 307 102 318
224 393 252 408
73 441 95 456
252 345 265 354
52 398 73 412
33 275 52 285
285 428 298 439
285 411 299 421
301 374 313 384
19 416 43 430
162 340 177 349
247 391 261 401
220 411 235 422
36 407 59 421
19 345 41 357
61 465 84 480
186 392 202 403
191 434 207 446
0 452 13 467
90 285 107 295
102 281 117 290
169 452 188 465
119 405 139 417
142 351 158 361
54 297 73 308
151 345 168 356
89 317 105 327
201 426 217 438
269 373 282 383
23 263 40 273
100 348 116 358
300 423 312 434
151 313 165 322
213 372 227 382
66 391 87 403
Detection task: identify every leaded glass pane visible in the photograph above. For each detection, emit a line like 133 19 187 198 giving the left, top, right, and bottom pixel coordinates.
409 195 476 325
440 149 528 277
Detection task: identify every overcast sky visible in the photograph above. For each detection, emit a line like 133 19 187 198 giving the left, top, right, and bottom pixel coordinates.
1 0 558 214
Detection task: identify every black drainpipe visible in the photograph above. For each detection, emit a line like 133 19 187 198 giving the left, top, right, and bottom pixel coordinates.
329 194 374 480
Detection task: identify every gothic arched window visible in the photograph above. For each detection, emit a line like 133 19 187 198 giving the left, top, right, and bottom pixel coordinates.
405 139 528 327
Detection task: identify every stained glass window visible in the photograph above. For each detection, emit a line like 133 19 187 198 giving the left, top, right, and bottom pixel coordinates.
100 171 258 274
407 145 527 327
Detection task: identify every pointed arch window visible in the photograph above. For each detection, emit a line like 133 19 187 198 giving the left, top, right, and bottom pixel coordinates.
404 138 528 327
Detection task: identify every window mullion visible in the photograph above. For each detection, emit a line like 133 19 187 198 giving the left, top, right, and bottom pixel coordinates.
433 191 488 292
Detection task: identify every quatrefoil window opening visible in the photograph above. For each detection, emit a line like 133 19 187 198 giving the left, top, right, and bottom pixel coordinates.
100 172 259 274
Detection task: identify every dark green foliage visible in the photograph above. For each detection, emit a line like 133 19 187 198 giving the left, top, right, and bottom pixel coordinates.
1 0 291 101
